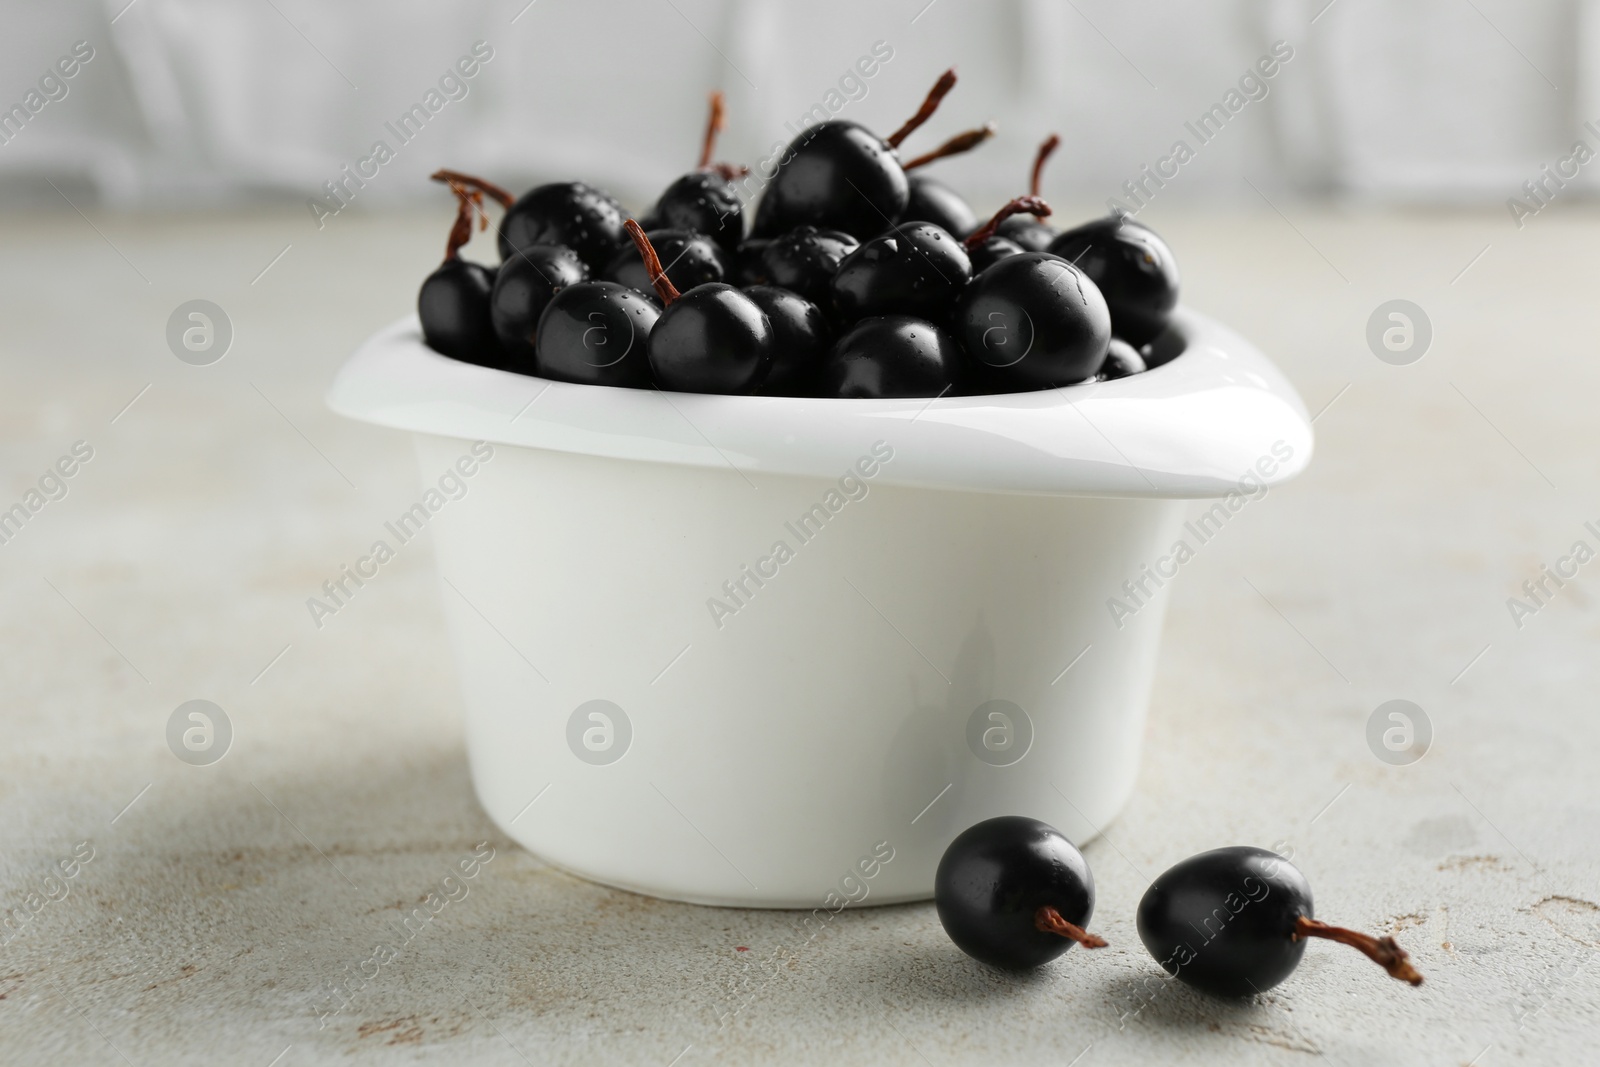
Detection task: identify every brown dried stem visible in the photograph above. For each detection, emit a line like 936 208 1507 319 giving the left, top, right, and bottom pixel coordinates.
885 67 958 149
1035 905 1108 948
699 91 727 169
1030 134 1060 197
964 195 1052 250
1293 916 1424 986
623 219 680 306
441 180 478 262
902 122 997 171
429 169 513 209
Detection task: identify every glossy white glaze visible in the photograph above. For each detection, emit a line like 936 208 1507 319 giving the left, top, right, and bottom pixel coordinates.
329 308 1312 498
329 311 1312 906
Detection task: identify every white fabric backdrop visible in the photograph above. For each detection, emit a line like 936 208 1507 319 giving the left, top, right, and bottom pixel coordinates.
0 0 1594 215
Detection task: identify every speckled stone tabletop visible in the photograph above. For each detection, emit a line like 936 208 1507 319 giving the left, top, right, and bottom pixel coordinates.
1 205 1596 1066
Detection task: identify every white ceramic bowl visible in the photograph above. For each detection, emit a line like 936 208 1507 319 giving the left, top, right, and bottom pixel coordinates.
328 309 1311 907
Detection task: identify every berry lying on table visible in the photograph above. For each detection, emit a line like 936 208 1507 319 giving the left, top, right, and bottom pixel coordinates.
935 816 1106 970
1137 846 1424 996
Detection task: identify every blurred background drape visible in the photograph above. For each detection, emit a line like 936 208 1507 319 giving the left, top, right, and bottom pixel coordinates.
0 0 1593 213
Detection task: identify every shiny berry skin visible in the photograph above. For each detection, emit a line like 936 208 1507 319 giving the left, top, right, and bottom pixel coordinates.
654 171 744 252
935 816 1098 971
1099 337 1147 380
902 175 978 238
966 235 1025 274
1142 328 1186 368
996 214 1057 251
745 286 829 396
752 121 909 241
1048 216 1180 347
603 228 727 297
1136 847 1310 998
831 222 971 325
500 182 629 270
732 239 772 286
758 225 859 307
648 283 773 394
420 259 501 367
819 315 964 398
534 281 658 388
957 252 1112 391
489 245 588 371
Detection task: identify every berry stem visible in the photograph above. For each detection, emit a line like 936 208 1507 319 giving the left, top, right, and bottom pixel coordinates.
624 219 681 306
885 68 958 149
964 195 1052 251
430 169 513 209
693 91 750 181
902 122 997 171
699 91 727 169
1034 905 1108 949
1030 134 1060 198
440 180 478 262
1292 916 1424 986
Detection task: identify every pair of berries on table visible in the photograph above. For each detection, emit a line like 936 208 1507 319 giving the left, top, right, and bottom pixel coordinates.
937 816 1424 996
416 70 1180 398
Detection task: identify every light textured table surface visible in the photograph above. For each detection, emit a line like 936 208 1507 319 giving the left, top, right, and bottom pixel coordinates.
1 204 1596 1066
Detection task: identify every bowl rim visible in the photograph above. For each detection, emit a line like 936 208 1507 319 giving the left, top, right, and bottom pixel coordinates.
327 307 1313 499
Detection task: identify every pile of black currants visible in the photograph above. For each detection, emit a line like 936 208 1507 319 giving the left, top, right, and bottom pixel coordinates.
936 817 1425 997
415 71 1182 398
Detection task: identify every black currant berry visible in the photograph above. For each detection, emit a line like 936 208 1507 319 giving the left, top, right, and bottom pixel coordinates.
603 228 727 297
534 280 658 388
958 202 1112 391
1098 337 1147 380
418 176 502 367
966 234 1025 274
732 238 772 286
831 221 971 324
752 69 959 240
961 195 1050 264
996 217 1056 252
1137 846 1424 998
1141 327 1186 369
818 315 964 398
1047 215 1180 347
490 245 588 372
501 181 629 270
745 285 829 396
902 175 979 238
627 221 773 394
651 91 748 252
758 226 859 306
935 816 1106 971
960 195 1049 279
893 121 995 239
